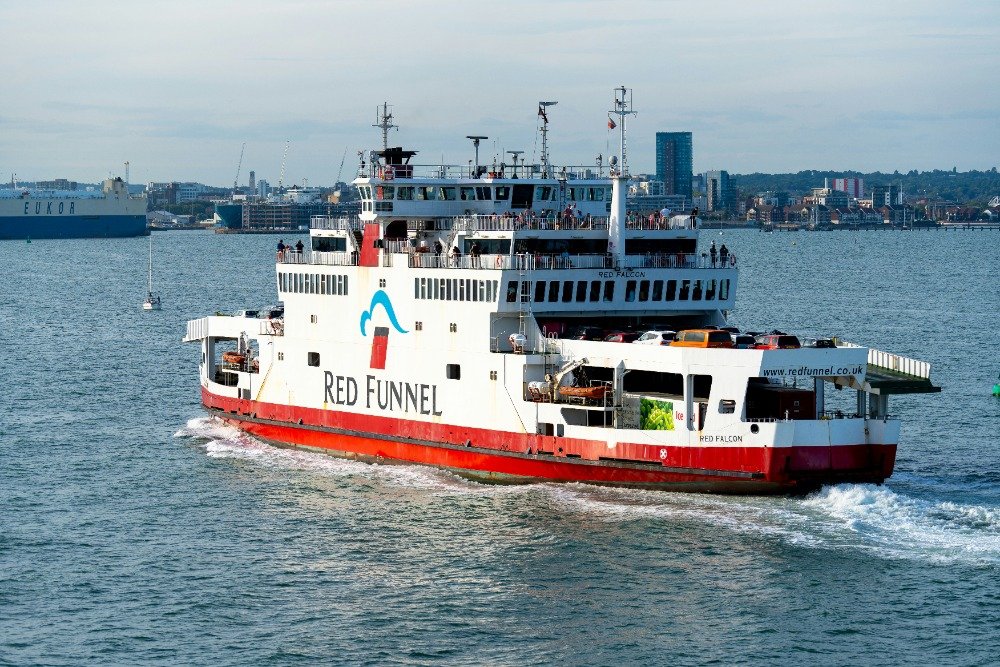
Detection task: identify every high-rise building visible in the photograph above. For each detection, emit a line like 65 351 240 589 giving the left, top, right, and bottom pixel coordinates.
249 170 256 193
655 132 693 199
870 184 901 206
830 177 863 199
705 170 734 213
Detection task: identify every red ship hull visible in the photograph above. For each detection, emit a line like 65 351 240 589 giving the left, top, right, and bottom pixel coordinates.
203 388 895 494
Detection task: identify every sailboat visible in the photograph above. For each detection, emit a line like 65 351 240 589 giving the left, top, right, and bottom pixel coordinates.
143 234 162 311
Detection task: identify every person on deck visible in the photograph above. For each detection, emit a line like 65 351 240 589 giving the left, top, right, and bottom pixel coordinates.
709 241 718 267
277 239 286 260
719 244 730 266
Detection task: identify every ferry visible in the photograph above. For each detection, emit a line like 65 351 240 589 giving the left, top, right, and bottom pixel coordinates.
184 88 939 493
0 177 147 240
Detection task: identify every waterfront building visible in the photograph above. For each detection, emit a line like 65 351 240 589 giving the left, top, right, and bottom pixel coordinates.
871 184 902 206
830 177 864 199
705 170 735 213
655 132 693 199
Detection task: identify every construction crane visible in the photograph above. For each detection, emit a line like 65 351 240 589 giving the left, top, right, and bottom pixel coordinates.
334 147 348 198
278 140 290 191
233 142 246 193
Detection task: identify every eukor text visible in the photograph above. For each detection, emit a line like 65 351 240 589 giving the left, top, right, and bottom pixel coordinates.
24 201 76 215
324 371 443 416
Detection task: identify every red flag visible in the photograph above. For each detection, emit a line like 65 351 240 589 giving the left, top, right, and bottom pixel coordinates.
608 117 616 130
538 105 547 123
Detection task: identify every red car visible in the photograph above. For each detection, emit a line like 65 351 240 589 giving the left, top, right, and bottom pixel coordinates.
754 334 801 349
604 331 642 343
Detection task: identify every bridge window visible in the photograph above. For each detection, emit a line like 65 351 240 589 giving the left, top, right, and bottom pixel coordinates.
679 280 691 300
446 364 461 380
535 280 546 302
548 281 560 302
625 280 637 302
575 280 587 301
396 187 414 200
639 280 650 302
652 280 663 300
720 279 730 300
666 279 677 301
589 280 600 302
506 281 518 302
495 186 509 201
441 187 456 201
562 281 573 302
706 279 717 300
476 186 492 200
460 187 475 201
603 281 615 301
308 352 320 367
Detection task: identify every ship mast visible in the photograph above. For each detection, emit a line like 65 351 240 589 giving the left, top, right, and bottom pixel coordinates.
373 102 398 151
607 85 636 267
538 101 557 178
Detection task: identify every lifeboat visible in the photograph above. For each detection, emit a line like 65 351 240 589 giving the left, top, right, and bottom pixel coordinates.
221 351 245 365
557 385 609 400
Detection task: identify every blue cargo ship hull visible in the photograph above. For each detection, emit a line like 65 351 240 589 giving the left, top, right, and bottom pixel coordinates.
0 214 148 240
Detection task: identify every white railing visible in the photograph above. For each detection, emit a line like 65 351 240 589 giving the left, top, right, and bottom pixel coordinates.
406 252 737 270
310 216 363 231
452 214 697 232
838 341 933 380
278 250 358 266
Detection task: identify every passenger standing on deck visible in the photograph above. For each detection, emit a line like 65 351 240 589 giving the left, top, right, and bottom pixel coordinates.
470 241 481 267
709 241 718 267
295 239 304 260
719 243 729 266
451 245 461 267
277 239 286 261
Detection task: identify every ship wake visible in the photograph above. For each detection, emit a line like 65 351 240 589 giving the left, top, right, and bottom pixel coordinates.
174 417 1000 565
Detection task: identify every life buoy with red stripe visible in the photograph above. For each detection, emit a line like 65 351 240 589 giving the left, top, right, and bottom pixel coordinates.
383 166 394 180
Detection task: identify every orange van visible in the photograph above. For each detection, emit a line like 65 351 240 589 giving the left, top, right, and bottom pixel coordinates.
670 329 735 348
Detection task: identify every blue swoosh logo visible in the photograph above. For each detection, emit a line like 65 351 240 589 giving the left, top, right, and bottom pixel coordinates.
359 289 409 336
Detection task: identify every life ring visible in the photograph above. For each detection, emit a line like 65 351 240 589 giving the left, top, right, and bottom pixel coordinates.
495 256 503 268
383 166 394 180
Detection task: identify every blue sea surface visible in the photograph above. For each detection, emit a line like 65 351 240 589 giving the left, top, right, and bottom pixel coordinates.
2 228 999 666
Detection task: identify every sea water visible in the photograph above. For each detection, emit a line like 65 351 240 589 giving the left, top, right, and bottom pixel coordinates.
2 229 999 666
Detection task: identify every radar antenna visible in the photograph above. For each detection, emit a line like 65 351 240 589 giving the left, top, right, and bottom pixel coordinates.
466 136 488 177
507 150 524 178
374 102 398 151
537 101 557 177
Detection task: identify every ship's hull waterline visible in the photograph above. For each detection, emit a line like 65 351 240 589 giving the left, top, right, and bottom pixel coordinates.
205 389 896 494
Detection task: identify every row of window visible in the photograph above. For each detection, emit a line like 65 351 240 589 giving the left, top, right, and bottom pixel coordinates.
279 271 349 295
359 184 612 203
414 277 499 302
505 278 732 304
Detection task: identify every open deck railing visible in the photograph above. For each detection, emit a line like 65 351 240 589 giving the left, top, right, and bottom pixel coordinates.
453 214 697 232
837 341 933 380
406 251 736 270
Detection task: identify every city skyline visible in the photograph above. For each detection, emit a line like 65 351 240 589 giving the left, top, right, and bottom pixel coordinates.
2 1 998 186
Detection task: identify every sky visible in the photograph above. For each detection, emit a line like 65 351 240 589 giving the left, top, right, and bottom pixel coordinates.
2 0 998 187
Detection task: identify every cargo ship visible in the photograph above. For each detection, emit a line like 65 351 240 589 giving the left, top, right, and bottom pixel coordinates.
0 177 147 240
184 88 939 493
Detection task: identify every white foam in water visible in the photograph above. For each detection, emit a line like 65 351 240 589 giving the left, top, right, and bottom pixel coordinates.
802 484 1000 564
175 417 1000 563
174 415 474 490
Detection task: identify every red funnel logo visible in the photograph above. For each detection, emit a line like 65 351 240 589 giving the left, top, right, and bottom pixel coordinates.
370 326 389 369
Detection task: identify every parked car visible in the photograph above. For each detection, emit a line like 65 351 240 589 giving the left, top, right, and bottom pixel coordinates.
604 331 642 343
732 334 757 349
635 330 677 345
755 334 801 349
567 326 605 341
670 329 735 348
801 337 836 348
